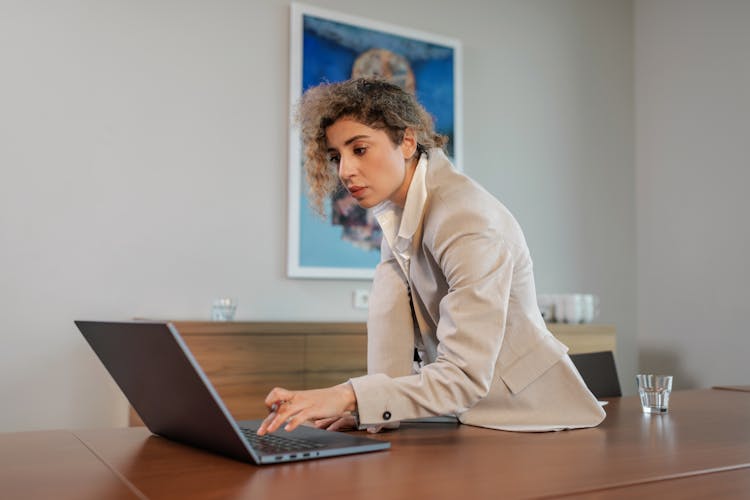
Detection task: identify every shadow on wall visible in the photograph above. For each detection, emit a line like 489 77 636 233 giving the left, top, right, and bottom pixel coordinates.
638 348 699 391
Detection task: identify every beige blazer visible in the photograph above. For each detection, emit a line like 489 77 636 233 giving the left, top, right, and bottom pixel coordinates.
349 149 605 431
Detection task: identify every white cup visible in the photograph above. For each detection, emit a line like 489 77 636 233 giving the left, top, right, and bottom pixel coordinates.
552 295 566 323
562 294 585 324
581 294 600 323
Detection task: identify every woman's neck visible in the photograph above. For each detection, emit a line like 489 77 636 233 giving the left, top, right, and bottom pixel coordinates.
390 156 419 208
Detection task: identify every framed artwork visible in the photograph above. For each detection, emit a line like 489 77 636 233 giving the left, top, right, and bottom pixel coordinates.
287 2 462 279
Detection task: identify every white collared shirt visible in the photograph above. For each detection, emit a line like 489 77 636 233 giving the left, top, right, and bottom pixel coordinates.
372 154 429 279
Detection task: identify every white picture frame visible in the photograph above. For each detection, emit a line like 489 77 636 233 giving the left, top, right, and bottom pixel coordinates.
287 2 462 279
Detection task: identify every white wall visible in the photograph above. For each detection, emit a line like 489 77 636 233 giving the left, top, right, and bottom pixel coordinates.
0 0 634 432
635 0 750 388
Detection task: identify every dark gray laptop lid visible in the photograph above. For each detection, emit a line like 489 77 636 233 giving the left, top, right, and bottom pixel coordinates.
75 320 390 465
76 321 259 463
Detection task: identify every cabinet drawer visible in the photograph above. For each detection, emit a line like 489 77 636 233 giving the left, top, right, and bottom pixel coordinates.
306 334 366 372
182 335 305 375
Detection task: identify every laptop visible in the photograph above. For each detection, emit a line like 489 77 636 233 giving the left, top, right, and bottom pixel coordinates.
75 320 390 465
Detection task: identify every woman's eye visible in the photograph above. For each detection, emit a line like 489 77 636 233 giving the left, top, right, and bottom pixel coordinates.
327 155 340 166
353 147 367 156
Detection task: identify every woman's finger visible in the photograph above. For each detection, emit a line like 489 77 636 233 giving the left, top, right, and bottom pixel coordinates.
313 417 339 429
283 409 310 432
265 414 285 434
256 410 278 435
264 387 294 408
258 400 297 435
327 416 355 432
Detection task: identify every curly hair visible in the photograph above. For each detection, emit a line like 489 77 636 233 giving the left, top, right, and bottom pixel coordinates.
295 78 447 216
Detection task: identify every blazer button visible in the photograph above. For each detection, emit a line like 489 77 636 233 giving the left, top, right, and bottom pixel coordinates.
382 411 392 420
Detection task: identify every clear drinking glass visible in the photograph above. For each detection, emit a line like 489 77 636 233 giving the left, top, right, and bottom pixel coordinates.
636 374 673 414
211 297 237 321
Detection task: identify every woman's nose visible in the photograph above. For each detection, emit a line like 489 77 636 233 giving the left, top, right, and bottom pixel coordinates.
338 156 355 180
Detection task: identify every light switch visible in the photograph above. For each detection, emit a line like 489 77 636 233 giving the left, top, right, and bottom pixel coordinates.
353 289 370 309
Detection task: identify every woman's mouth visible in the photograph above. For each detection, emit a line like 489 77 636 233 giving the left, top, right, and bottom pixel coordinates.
348 185 366 198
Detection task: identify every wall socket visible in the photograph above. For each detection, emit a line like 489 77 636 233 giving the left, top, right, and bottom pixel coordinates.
353 289 370 309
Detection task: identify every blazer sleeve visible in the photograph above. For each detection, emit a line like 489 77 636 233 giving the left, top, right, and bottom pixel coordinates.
365 239 416 379
350 208 515 425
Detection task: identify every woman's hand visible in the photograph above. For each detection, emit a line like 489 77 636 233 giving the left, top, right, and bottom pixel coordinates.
313 415 358 431
256 383 357 435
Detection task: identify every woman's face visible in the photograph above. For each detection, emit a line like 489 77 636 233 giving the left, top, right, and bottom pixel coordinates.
325 117 416 209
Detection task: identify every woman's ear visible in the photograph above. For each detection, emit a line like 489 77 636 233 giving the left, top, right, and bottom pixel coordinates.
401 128 418 159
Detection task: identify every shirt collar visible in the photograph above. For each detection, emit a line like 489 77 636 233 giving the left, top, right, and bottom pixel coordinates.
372 153 428 256
397 153 428 243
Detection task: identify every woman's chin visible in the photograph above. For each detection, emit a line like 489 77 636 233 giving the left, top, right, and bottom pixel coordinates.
355 198 377 209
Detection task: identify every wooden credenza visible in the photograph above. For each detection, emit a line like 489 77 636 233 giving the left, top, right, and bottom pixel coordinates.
129 321 615 425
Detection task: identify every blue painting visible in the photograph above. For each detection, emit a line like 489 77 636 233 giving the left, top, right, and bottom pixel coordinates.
288 4 461 279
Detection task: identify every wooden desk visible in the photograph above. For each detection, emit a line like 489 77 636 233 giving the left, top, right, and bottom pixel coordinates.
5 389 748 499
0 431 139 500
130 321 616 424
713 385 750 393
571 468 750 499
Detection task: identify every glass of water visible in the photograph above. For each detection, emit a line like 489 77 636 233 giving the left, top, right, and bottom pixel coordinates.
636 374 673 414
211 297 237 321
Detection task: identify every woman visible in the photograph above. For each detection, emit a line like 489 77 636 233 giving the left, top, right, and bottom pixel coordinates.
258 78 605 436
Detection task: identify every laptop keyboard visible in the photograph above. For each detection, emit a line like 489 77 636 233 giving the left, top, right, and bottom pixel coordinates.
240 427 326 454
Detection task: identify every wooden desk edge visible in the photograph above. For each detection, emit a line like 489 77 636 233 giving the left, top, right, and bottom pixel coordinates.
712 385 750 393
557 463 750 499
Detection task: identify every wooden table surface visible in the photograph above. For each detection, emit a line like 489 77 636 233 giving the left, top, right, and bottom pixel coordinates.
569 467 750 499
0 430 140 500
3 389 750 499
713 384 750 393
